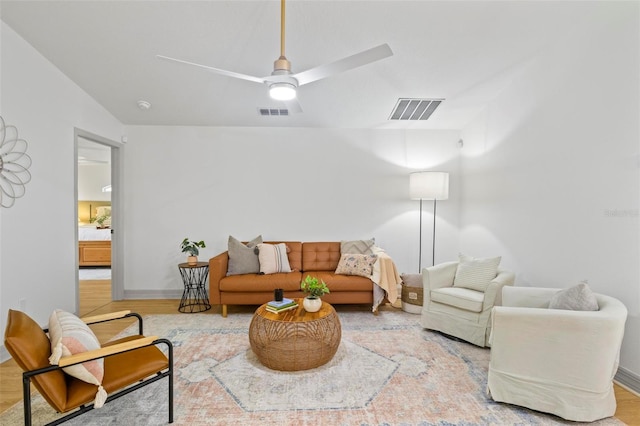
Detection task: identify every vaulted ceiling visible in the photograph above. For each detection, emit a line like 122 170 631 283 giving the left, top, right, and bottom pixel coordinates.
1 1 610 129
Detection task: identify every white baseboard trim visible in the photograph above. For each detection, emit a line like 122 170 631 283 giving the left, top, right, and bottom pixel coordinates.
122 289 183 299
615 366 640 395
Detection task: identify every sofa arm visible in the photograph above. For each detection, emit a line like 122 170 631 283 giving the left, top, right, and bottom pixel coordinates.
422 261 458 291
209 252 228 305
502 286 559 308
483 270 515 307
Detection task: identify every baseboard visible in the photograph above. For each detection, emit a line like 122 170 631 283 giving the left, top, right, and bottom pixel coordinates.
615 366 640 395
122 289 183 299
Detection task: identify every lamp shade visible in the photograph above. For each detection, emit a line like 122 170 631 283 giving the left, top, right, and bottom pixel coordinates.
409 171 449 200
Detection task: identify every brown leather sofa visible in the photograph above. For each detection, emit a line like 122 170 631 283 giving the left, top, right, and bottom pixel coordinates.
209 241 375 316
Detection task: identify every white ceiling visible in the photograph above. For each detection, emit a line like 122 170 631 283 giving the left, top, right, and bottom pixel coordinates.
0 1 610 129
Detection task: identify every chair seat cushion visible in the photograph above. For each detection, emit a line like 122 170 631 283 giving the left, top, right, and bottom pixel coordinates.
64 335 169 411
431 287 485 312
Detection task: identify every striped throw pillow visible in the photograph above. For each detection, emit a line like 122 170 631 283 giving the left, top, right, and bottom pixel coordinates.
48 309 107 407
453 254 501 292
257 243 292 274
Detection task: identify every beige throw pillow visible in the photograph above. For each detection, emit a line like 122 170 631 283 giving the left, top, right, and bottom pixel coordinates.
257 243 292 274
452 253 501 292
48 309 107 408
549 282 599 311
335 253 378 277
341 239 376 255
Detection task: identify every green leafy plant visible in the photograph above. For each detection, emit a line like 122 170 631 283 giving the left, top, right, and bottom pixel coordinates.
181 238 206 256
95 214 109 227
300 275 330 299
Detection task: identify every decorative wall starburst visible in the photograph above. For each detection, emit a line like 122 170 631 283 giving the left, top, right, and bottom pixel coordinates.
0 116 32 208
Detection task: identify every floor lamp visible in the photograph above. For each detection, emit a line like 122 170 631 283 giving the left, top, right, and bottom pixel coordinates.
409 171 449 272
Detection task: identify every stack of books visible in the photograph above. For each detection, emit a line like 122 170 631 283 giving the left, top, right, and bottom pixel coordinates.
266 298 298 314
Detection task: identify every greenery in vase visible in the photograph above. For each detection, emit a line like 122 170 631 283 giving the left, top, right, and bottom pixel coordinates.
181 238 206 256
300 275 330 299
95 214 109 227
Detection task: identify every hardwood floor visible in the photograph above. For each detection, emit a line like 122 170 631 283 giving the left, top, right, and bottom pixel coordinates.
1 281 639 425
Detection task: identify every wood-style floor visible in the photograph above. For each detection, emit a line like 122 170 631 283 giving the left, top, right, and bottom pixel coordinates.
1 280 639 425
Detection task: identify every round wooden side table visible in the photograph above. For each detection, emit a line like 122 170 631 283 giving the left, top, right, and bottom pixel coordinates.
177 261 211 313
249 299 341 371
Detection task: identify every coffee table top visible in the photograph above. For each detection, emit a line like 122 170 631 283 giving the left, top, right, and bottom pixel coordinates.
254 298 333 323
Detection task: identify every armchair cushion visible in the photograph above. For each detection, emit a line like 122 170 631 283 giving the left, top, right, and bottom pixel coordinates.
548 282 599 311
430 287 484 312
453 254 501 292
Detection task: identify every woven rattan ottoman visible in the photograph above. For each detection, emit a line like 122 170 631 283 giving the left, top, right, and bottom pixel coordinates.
249 299 341 371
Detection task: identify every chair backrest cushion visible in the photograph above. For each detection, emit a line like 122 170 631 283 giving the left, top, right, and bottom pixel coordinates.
453 254 501 292
4 309 68 412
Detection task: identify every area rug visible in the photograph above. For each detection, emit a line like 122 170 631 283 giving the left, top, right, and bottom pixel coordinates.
0 308 624 426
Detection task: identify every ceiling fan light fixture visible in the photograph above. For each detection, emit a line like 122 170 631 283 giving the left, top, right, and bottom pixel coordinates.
269 82 297 101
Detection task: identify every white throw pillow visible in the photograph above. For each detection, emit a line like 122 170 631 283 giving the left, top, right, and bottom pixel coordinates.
452 253 501 292
48 309 107 408
549 282 599 311
257 243 292 274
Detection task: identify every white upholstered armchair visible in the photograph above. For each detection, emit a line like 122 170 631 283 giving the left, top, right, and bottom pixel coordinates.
488 286 628 422
420 259 515 347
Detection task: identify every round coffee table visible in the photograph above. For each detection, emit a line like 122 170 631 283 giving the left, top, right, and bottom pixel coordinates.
249 299 341 371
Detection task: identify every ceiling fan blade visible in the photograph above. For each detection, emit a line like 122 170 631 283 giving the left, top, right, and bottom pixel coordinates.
156 55 266 84
293 43 393 86
283 98 303 114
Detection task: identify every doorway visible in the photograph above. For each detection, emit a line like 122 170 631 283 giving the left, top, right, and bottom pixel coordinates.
75 129 123 315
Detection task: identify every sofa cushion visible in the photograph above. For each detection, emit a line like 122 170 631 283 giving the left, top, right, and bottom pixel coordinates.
264 241 303 272
335 253 378 277
219 272 303 292
430 287 485 312
257 243 292 274
340 239 375 255
307 271 374 292
227 235 262 276
549 282 599 311
453 254 501 292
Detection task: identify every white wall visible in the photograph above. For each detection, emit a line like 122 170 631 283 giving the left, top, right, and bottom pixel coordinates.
78 164 111 201
0 22 124 357
460 5 640 382
122 126 461 296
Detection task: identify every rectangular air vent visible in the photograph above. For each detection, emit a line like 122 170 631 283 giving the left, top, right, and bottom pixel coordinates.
258 108 289 116
389 98 443 121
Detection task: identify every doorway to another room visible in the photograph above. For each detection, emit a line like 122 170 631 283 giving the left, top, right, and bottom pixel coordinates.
76 133 121 316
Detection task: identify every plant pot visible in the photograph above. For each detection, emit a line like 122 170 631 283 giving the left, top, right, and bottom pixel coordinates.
303 297 322 313
187 255 198 266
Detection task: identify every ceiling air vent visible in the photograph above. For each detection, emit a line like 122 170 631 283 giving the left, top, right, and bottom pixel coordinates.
389 98 443 121
258 108 289 116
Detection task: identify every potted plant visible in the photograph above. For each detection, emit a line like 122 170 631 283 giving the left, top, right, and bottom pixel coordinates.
181 237 206 265
300 275 330 312
95 214 109 229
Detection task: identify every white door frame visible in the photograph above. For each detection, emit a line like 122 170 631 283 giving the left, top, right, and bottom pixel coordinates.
74 128 125 306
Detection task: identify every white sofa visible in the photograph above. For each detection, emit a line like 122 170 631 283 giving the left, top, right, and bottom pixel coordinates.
420 261 515 347
488 286 628 422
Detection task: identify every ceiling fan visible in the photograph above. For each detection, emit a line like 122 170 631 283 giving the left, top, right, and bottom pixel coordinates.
157 0 393 110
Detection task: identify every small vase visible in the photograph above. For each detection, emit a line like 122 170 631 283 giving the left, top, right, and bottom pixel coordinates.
187 255 198 266
303 297 322 313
